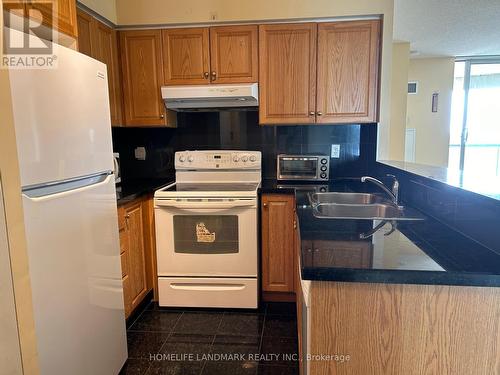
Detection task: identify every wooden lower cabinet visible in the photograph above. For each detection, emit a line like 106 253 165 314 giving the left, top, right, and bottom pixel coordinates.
261 194 296 300
118 195 157 318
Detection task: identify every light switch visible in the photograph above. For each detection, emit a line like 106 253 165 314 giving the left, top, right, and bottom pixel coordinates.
135 147 146 160
331 144 341 158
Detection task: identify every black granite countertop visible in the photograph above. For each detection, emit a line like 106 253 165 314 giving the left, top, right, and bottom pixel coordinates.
286 181 500 287
116 177 174 205
379 160 500 201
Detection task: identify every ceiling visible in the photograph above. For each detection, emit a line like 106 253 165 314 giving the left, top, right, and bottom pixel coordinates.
394 0 500 58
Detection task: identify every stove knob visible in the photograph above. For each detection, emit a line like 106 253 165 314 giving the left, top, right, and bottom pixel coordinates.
179 155 186 162
249 155 257 162
241 155 249 162
320 187 327 192
188 156 194 162
233 156 239 162
321 158 328 165
320 173 327 179
320 165 327 172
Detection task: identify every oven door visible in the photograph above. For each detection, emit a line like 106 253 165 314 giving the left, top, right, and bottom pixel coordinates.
154 198 258 277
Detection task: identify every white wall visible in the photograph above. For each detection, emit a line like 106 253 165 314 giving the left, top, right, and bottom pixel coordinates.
389 42 410 160
78 0 117 24
406 58 455 167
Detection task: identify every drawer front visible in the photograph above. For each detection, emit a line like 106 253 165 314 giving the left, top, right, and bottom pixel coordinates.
120 252 128 278
117 206 126 231
122 274 131 317
158 277 257 308
119 230 128 254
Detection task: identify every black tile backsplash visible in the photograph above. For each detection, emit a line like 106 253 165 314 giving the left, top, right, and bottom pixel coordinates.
112 111 378 181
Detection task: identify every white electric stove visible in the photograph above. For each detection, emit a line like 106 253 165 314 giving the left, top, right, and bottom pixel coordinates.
154 150 261 308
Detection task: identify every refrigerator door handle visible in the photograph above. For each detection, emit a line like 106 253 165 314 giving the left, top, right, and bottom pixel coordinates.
22 172 113 201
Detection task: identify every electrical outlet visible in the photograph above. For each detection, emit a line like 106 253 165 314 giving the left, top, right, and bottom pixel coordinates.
134 147 146 161
209 11 218 20
331 144 341 158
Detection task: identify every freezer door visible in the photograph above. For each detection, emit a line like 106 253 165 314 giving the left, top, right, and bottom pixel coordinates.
21 174 127 375
8 28 113 187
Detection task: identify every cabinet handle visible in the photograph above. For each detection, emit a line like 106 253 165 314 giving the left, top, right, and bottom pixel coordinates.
314 248 319 252
125 214 130 219
203 72 209 79
307 248 312 253
211 71 217 81
293 220 297 229
160 114 164 119
317 111 323 116
309 111 315 116
263 203 268 208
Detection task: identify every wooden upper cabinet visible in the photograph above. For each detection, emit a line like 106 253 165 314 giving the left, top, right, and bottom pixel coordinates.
316 20 380 123
77 10 123 126
76 8 92 55
259 23 317 125
261 194 296 293
162 27 210 85
92 20 123 125
120 30 173 127
209 25 258 84
28 0 78 38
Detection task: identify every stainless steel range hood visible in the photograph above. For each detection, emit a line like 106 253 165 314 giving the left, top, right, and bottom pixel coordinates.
161 83 258 111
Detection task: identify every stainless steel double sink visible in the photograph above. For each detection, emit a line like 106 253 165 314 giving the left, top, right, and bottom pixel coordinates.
308 192 424 221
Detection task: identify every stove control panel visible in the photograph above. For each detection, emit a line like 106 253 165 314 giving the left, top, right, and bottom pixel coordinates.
175 151 262 170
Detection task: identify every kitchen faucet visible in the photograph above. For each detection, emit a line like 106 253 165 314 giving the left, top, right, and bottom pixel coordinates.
360 175 400 207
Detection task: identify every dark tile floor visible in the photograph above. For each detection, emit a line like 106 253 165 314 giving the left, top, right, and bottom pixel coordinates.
120 301 299 375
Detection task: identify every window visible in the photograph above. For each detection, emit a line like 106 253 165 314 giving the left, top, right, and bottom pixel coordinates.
449 59 500 177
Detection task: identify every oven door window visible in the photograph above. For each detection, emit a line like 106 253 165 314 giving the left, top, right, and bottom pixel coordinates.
280 159 318 178
173 215 239 254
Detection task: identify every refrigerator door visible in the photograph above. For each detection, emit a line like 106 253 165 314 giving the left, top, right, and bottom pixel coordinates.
8 28 114 187
21 174 127 375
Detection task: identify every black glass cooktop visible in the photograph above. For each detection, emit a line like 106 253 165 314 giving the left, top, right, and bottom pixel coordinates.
162 183 259 192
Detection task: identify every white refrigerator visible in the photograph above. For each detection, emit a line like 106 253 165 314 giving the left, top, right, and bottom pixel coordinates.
8 29 127 374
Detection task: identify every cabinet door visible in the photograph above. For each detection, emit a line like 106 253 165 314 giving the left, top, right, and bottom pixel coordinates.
210 25 258 84
124 202 148 309
259 23 317 125
92 19 123 126
28 0 78 38
162 27 210 85
76 8 93 56
261 194 295 292
120 30 169 126
316 20 380 123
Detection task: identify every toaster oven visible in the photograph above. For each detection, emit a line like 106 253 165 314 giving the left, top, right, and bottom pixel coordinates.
277 155 330 181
